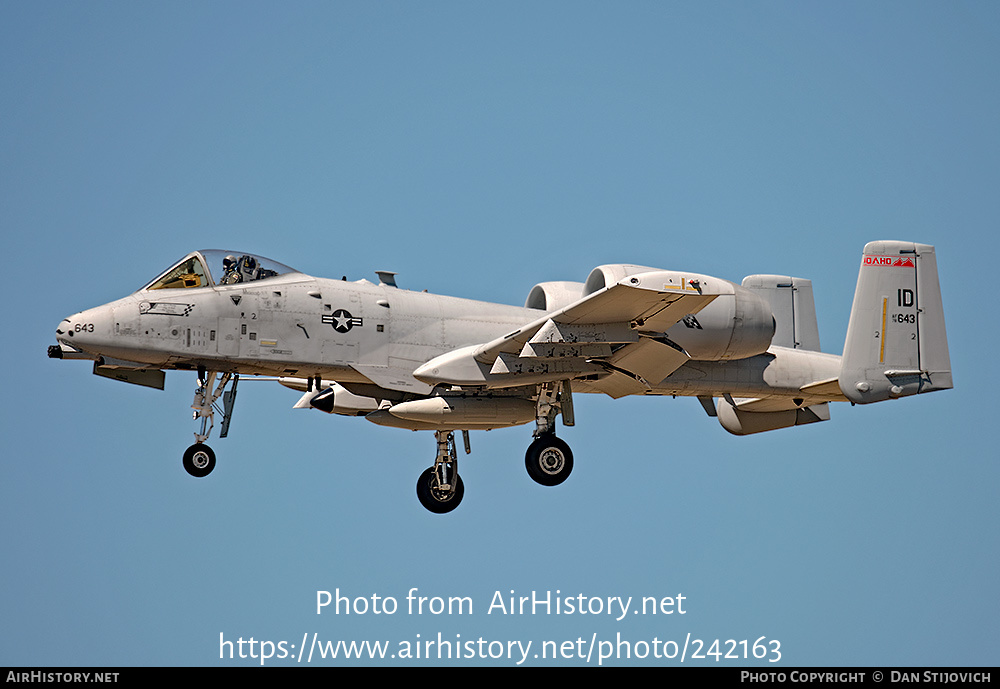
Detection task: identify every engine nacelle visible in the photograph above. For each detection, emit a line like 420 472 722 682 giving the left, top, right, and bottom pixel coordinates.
525 281 586 311
664 283 775 360
583 264 775 361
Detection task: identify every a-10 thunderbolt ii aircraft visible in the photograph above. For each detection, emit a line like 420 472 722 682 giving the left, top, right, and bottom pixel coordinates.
49 241 951 513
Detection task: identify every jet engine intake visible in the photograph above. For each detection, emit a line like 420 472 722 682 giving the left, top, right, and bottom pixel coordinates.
524 281 586 311
583 264 661 296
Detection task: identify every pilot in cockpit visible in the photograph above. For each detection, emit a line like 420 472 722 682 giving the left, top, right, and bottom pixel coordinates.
221 254 254 284
220 254 278 284
220 255 240 284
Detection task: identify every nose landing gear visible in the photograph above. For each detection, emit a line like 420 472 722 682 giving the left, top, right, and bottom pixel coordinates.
182 443 216 478
181 370 238 477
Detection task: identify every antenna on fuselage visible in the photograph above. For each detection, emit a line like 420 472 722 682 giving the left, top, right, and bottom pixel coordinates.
375 271 398 288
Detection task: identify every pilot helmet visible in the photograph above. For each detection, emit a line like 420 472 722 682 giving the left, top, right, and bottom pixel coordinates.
223 255 237 271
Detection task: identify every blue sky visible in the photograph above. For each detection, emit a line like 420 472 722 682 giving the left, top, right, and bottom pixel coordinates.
2 1 997 666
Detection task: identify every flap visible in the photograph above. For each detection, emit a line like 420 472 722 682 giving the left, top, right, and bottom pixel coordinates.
605 336 690 388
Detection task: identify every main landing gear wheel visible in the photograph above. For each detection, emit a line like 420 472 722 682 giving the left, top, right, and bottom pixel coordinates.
416 466 464 514
183 443 216 478
525 434 573 486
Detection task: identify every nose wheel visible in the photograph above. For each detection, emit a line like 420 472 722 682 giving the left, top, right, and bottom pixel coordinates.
183 443 216 477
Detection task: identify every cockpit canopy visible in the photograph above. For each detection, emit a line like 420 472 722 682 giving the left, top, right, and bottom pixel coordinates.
144 250 298 291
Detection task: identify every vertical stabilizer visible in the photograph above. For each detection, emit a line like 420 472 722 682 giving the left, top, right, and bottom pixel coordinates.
742 275 821 351
839 241 952 403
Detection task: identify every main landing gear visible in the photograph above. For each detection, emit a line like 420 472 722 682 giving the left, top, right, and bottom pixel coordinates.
413 428 575 514
414 381 577 513
182 369 238 478
525 433 573 486
416 431 467 513
524 380 574 486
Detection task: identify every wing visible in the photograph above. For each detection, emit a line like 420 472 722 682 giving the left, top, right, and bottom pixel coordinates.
414 268 730 396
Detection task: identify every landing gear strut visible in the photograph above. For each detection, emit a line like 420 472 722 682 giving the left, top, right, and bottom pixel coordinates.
416 431 466 513
524 380 575 486
182 369 238 477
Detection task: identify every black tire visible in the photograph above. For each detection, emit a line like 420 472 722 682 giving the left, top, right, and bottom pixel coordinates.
183 443 216 478
416 466 464 514
525 434 573 486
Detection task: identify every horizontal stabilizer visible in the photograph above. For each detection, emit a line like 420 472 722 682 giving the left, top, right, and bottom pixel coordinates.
716 398 830 435
799 377 848 401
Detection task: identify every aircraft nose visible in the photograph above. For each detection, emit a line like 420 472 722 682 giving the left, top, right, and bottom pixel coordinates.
57 313 89 342
50 313 97 359
54 317 72 343
55 306 113 352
